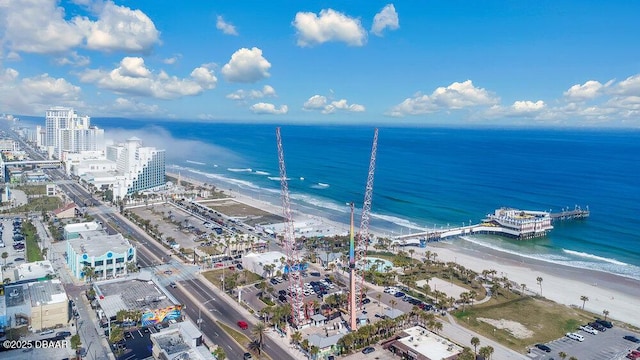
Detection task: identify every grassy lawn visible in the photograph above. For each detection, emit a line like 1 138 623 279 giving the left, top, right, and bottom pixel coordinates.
202 269 263 289
22 222 44 262
3 196 62 213
453 294 594 351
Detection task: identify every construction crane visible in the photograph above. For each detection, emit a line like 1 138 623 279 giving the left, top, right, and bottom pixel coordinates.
354 128 379 312
275 127 305 328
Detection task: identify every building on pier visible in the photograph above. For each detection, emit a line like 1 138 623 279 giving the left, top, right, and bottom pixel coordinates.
483 208 553 239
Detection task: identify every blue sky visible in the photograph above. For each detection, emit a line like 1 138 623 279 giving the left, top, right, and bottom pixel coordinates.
1 1 639 127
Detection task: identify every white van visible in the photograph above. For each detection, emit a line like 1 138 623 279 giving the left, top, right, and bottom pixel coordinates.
566 332 585 342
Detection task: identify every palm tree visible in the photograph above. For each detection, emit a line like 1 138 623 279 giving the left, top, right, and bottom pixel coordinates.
310 345 320 360
431 321 443 334
558 351 567 360
603 309 610 321
520 283 527 296
471 336 480 357
580 295 589 310
479 346 494 360
251 321 267 351
1 252 8 267
82 265 96 283
376 293 382 307
568 357 578 360
536 276 543 296
389 299 397 313
290 331 303 345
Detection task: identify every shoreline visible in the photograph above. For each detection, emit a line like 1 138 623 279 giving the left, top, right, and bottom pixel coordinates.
167 171 640 327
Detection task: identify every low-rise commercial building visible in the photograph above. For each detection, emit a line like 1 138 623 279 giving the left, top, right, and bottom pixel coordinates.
93 273 182 327
66 232 136 280
2 279 69 332
384 326 464 360
150 320 214 360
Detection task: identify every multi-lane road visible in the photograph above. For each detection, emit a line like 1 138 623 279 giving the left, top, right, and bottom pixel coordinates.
52 168 295 360
7 131 296 360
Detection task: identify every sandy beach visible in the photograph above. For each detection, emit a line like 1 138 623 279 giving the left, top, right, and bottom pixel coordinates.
169 172 640 328
420 242 640 328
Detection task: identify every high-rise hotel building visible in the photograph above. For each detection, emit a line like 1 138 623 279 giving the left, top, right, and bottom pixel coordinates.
107 137 166 200
45 107 105 158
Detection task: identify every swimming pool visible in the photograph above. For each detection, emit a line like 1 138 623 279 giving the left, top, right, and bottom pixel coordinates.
363 257 394 272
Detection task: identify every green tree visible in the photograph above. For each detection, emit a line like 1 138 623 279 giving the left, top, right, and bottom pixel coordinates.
82 265 96 283
212 346 226 360
458 347 475 360
70 334 82 359
558 351 567 360
251 321 267 351
580 295 589 310
109 324 124 344
569 357 578 360
310 345 320 359
471 336 480 356
1 252 8 267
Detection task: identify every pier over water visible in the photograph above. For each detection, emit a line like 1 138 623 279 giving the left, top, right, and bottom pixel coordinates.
393 206 589 245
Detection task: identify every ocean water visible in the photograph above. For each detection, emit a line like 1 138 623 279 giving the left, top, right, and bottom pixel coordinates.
90 120 640 280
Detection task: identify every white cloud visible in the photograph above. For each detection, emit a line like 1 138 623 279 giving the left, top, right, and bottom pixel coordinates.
78 57 217 99
221 47 271 83
54 51 90 67
511 100 546 113
76 1 160 52
389 80 499 116
292 9 367 47
0 68 83 114
303 94 365 114
371 4 399 36
613 74 640 96
216 15 238 36
0 0 159 54
484 100 546 118
563 80 609 100
163 54 182 65
250 103 288 115
0 0 85 53
227 85 277 101
303 95 328 110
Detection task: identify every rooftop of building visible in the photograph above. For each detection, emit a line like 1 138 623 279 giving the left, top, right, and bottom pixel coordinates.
14 260 56 282
94 275 175 319
308 333 344 349
53 202 77 215
393 326 463 360
28 279 68 306
67 233 132 258
64 221 101 233
4 279 68 308
243 251 286 263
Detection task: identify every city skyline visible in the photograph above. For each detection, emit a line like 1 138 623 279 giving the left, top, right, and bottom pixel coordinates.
1 1 639 127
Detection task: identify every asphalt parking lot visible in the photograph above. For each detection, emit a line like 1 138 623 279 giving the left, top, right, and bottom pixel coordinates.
1 218 28 271
529 325 640 360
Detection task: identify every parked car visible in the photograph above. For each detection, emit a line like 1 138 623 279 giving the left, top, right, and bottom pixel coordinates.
579 325 598 335
40 329 55 336
566 332 585 342
624 335 640 343
56 331 72 338
535 344 551 352
596 318 613 328
362 346 375 354
589 321 607 332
